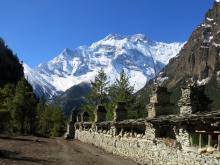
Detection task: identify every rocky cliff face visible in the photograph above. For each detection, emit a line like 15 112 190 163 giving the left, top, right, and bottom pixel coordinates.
161 2 220 87
150 1 220 110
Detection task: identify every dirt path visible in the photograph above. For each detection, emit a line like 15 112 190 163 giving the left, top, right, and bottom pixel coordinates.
0 135 137 165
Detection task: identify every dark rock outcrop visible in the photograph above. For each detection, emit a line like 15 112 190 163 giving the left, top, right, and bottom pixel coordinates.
0 38 24 87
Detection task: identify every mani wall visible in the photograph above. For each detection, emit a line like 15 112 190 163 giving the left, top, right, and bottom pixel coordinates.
67 83 220 165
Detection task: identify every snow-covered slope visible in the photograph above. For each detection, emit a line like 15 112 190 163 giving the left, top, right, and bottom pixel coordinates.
23 64 60 99
24 34 184 99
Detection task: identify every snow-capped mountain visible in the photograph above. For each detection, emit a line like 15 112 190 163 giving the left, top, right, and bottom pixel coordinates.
24 34 184 99
23 64 60 99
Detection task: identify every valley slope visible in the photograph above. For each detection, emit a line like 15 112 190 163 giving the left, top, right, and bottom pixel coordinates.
140 1 220 111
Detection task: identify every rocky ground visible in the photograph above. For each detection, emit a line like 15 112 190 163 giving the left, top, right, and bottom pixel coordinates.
0 135 137 165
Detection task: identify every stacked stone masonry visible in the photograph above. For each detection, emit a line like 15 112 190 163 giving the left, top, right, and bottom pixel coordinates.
75 129 220 165
71 84 220 164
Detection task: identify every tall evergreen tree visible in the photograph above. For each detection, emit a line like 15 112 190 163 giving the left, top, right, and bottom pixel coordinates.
0 38 66 136
83 69 109 120
0 84 15 131
37 103 65 137
50 105 66 137
108 70 136 119
0 84 15 111
11 78 37 134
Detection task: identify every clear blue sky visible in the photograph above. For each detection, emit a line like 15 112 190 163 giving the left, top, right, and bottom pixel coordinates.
0 0 214 68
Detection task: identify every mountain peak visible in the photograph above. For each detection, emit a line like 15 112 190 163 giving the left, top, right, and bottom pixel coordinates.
24 33 183 99
103 33 124 41
130 34 146 40
103 33 148 41
61 48 73 55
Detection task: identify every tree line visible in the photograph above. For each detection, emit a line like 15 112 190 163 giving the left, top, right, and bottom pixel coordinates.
0 38 66 137
82 69 147 121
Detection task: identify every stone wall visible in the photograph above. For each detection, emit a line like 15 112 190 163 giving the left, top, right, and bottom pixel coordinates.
75 129 220 165
73 84 220 164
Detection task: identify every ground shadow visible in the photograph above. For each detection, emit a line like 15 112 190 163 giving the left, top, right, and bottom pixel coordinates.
0 150 51 163
0 135 46 143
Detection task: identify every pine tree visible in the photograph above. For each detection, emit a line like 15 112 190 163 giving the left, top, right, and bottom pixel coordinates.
83 69 109 120
0 84 15 132
35 98 46 135
37 104 65 137
50 105 65 137
11 78 37 134
0 84 15 111
39 105 53 137
108 70 136 119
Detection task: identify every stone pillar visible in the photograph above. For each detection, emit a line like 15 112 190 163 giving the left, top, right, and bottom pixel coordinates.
208 134 212 147
178 81 212 114
190 134 193 146
79 124 83 131
146 86 172 118
178 84 196 114
64 111 77 139
110 125 117 137
175 128 191 148
199 134 203 148
145 122 156 140
94 105 107 122
119 128 124 136
113 102 127 122
218 135 220 151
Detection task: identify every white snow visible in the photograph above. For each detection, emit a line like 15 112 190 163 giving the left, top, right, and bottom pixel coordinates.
209 36 214 42
201 23 212 28
24 34 184 99
197 77 211 86
213 42 220 47
206 18 214 21
157 76 169 86
23 63 59 98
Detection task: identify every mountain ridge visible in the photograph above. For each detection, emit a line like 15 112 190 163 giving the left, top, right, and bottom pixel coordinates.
24 34 184 99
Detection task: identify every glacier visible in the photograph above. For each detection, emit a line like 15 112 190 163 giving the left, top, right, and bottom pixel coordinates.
24 34 184 99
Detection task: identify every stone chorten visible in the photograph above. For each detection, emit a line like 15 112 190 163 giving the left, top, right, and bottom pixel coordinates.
81 111 90 122
94 105 107 122
178 81 212 114
113 102 127 122
64 110 78 139
147 85 173 118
